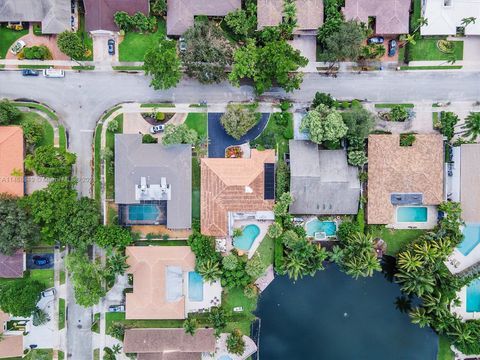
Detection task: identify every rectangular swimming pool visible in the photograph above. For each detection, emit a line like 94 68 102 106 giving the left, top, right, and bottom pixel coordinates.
396 207 428 222
128 204 159 221
457 224 480 256
188 271 204 302
467 278 480 312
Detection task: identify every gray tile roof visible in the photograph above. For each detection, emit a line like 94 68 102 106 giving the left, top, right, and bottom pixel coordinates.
289 140 360 215
0 0 70 34
114 134 192 229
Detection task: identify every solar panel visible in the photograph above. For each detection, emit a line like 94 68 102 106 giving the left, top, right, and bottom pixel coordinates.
264 163 275 200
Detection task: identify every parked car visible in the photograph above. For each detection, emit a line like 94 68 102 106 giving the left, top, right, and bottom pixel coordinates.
43 68 65 78
108 39 115 55
179 37 186 52
388 39 397 57
150 125 165 134
41 288 56 298
10 40 26 55
367 36 384 45
22 69 40 76
33 256 50 266
108 305 125 312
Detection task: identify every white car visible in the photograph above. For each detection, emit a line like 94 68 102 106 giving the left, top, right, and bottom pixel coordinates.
10 40 26 55
41 288 56 298
150 125 165 134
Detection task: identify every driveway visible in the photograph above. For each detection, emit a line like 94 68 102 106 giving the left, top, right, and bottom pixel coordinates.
24 296 55 349
92 33 118 69
207 113 270 158
27 253 54 270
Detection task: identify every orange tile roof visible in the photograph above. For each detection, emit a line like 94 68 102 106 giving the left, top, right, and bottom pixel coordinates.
201 150 275 237
0 126 24 197
367 134 444 224
0 310 23 358
125 246 195 320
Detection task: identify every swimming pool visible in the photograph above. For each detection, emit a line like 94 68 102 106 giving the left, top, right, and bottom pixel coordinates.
396 207 428 222
128 204 159 221
466 278 480 312
188 271 204 302
218 356 233 360
306 220 337 237
234 224 260 251
457 224 480 256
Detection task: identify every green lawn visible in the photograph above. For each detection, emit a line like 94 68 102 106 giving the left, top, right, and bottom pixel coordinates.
13 102 58 121
185 112 208 138
58 125 67 149
0 25 28 59
18 65 51 69
92 313 100 333
77 12 93 61
58 351 65 360
119 19 166 62
106 312 183 330
112 65 144 71
192 189 200 220
107 205 118 225
14 111 54 148
140 103 175 108
135 240 189 246
407 38 464 62
29 269 54 289
94 123 103 203
367 226 425 256
222 287 257 336
93 349 99 360
251 113 293 160
256 234 275 270
105 114 123 199
374 103 415 109
72 65 95 70
437 336 454 360
400 65 462 70
192 157 201 220
24 348 53 360
59 298 65 330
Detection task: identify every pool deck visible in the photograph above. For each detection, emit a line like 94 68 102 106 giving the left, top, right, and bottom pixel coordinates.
202 333 257 360
255 265 275 293
304 216 339 240
185 277 222 315
232 220 272 259
451 286 479 321
446 244 480 275
388 206 438 230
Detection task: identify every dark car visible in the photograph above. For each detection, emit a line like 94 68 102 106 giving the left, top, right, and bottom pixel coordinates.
22 69 40 76
388 39 397 57
108 39 115 55
367 36 385 45
33 256 50 266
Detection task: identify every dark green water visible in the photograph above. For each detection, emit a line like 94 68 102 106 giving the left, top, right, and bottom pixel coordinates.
256 264 438 360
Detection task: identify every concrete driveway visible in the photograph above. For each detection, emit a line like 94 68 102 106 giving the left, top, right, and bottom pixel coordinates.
289 35 317 63
92 32 118 69
122 112 187 141
24 296 55 349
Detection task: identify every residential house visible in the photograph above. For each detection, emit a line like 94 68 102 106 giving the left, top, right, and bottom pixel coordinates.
420 0 480 36
83 0 149 33
342 0 411 36
0 251 25 278
125 246 195 319
367 134 444 227
114 134 192 230
201 150 276 238
454 143 480 222
288 140 360 215
0 311 23 359
123 328 216 360
166 0 241 36
0 0 70 34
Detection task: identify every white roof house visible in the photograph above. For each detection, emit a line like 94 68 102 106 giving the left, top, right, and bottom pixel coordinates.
421 0 480 36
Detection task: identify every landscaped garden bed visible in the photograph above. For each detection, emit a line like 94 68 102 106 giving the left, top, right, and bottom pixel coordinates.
141 111 174 124
225 145 243 158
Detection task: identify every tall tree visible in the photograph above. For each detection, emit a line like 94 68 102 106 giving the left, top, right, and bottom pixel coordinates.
321 20 366 62
0 99 21 125
300 104 348 145
162 124 198 145
25 145 76 178
0 278 44 317
57 31 86 60
220 104 260 140
144 39 182 90
95 225 133 250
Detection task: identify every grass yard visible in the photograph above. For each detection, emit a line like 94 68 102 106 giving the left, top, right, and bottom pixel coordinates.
105 114 123 199
185 112 208 138
107 204 118 225
140 103 175 108
192 157 201 220
24 348 53 360
13 102 58 121
93 349 99 360
94 123 103 203
223 287 257 336
112 65 144 71
29 269 54 289
374 103 414 108
437 336 454 360
58 125 67 149
407 38 464 62
18 65 52 69
59 298 65 330
367 226 425 256
58 351 64 360
0 26 28 59
251 113 293 160
14 111 55 147
135 240 189 246
119 19 166 62
106 312 184 330
257 234 275 270
400 65 462 70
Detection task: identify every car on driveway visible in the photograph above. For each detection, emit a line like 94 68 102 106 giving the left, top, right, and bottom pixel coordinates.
10 40 26 55
367 36 384 45
388 39 397 57
179 37 186 52
108 305 125 312
150 125 165 134
22 69 40 76
33 256 50 266
108 39 115 55
41 288 56 298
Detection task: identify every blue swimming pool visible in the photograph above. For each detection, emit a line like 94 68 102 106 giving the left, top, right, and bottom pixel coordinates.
188 271 204 302
306 220 337 237
396 207 428 222
234 224 260 251
218 356 233 360
457 224 480 256
466 278 480 312
128 204 159 221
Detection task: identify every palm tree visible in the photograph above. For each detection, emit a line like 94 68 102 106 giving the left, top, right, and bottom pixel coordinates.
343 257 365 279
403 34 417 45
396 271 435 297
328 245 344 264
32 307 50 326
283 252 307 281
106 252 129 277
409 307 431 328
397 251 423 272
197 260 222 282
183 318 197 336
461 17 477 29
414 17 429 33
460 112 480 141
394 296 412 313
448 321 475 348
413 242 438 264
112 344 122 354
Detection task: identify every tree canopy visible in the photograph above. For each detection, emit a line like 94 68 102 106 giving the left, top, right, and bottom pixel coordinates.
224 1 257 39
57 31 86 60
95 225 133 250
25 145 76 178
0 278 44 317
144 39 182 90
220 104 260 140
0 99 21 125
0 194 40 255
300 104 348 145
162 124 198 145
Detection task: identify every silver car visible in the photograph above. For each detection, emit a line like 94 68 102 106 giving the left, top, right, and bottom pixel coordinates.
150 125 165 134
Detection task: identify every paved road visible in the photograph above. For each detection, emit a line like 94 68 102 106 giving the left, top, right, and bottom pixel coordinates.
1 69 480 360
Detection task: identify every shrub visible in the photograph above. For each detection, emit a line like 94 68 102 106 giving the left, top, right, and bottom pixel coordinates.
312 92 335 108
437 40 455 54
400 133 416 147
250 130 275 149
280 100 292 111
439 111 459 141
142 134 158 143
226 329 246 355
25 145 76 178
162 124 198 145
243 284 258 299
272 112 289 126
22 118 44 146
107 322 125 340
220 261 250 289
388 105 409 122
245 254 266 279
22 45 51 60
274 237 285 273
275 160 289 199
187 231 220 264
57 31 86 59
221 104 260 140
0 99 21 125
347 150 367 167
337 221 360 241
156 112 165 121
107 119 118 133
222 254 239 271
208 307 227 332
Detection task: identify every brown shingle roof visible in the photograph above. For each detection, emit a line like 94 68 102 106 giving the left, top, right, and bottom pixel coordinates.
0 126 24 197
124 328 215 355
0 310 23 358
342 0 410 35
201 150 275 237
0 250 24 278
367 134 444 224
257 0 323 31
125 246 195 320
167 0 241 35
83 0 150 32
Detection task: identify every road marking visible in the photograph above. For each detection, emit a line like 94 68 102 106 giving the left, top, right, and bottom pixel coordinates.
80 129 94 132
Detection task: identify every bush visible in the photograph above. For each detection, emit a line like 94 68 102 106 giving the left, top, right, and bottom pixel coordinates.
439 111 459 141
156 112 165 121
400 133 416 147
25 145 76 178
388 105 409 122
337 221 360 241
188 231 220 264
221 104 260 140
280 100 292 111
272 112 289 126
250 130 275 150
274 237 285 273
226 329 246 356
437 40 455 54
142 134 158 143
22 45 51 60
275 160 289 199
107 119 118 133
312 92 335 108
220 261 250 289
107 322 125 340
243 284 258 299
222 254 239 271
0 99 21 125
22 118 44 146
347 150 367 167
57 31 86 59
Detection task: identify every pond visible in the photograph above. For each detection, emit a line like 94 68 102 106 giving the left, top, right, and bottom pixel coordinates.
255 264 438 360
